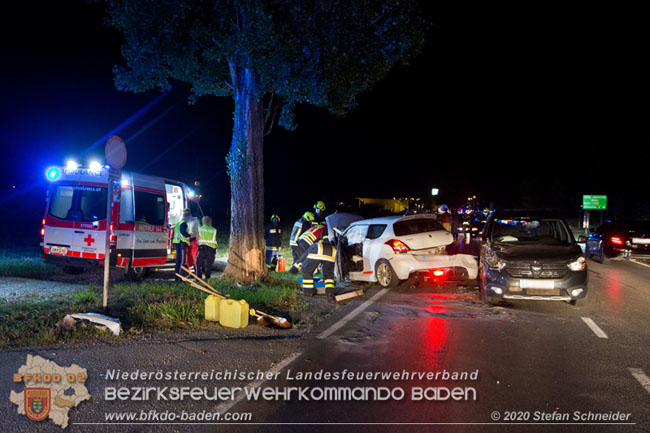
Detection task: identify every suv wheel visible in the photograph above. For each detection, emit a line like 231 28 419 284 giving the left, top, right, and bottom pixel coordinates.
62 266 84 275
598 244 607 264
375 260 401 289
480 282 500 305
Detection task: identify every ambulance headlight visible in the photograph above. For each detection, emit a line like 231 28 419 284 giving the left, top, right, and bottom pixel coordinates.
89 161 102 171
65 160 79 170
46 167 61 181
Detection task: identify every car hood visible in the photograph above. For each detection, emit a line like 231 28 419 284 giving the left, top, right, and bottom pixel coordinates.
492 243 582 262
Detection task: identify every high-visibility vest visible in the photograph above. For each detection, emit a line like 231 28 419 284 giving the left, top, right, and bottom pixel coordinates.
173 221 190 245
299 225 326 246
198 225 218 249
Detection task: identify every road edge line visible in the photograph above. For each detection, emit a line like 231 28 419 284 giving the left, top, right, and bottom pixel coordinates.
580 317 608 339
630 259 650 269
318 288 389 339
214 351 302 414
628 368 650 395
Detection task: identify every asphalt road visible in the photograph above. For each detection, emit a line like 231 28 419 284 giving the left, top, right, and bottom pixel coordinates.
1 255 649 433
200 257 650 433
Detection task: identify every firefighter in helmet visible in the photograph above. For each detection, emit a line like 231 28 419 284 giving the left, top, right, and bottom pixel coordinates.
290 211 315 264
313 200 326 223
299 237 336 296
264 214 282 271
289 223 327 272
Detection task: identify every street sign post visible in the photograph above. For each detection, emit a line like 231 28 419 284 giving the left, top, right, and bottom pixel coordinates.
582 195 607 210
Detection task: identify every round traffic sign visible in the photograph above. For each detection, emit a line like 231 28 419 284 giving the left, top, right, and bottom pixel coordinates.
105 136 127 169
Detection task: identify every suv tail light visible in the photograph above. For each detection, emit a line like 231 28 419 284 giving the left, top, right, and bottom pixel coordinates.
385 239 410 253
610 236 624 245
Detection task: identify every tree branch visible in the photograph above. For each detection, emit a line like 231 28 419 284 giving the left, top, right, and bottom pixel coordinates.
264 92 279 136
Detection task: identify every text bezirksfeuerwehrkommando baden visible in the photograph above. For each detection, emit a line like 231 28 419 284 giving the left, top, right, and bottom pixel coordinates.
103 369 479 402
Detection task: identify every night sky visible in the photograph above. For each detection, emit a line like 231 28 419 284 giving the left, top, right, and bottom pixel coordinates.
1 1 649 245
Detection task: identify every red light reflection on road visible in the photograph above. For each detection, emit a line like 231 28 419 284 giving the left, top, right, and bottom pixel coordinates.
423 305 450 368
606 270 622 307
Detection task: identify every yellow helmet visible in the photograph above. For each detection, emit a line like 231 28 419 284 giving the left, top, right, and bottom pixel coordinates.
303 212 315 222
314 201 326 211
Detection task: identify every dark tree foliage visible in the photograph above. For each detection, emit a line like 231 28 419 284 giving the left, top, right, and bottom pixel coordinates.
102 0 426 281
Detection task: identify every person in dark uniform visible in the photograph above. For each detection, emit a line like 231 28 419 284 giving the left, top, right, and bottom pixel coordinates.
264 214 282 271
290 211 315 264
298 237 336 296
173 209 193 280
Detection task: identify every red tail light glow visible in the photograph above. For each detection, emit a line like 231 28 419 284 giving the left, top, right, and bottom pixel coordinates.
610 236 624 245
385 239 410 253
432 269 445 277
40 228 45 236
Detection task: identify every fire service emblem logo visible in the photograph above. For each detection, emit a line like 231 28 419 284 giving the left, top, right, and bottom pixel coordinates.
25 388 51 421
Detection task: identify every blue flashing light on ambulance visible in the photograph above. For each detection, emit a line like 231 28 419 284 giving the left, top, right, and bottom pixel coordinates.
40 162 204 280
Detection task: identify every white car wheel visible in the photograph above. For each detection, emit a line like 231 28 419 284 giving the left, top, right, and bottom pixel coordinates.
376 260 401 288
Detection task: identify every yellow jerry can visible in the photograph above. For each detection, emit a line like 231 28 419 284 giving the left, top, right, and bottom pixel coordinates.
219 299 249 328
204 295 221 322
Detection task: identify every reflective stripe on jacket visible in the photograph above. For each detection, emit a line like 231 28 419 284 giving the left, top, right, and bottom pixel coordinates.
298 225 326 246
198 225 218 249
290 218 310 246
306 241 336 263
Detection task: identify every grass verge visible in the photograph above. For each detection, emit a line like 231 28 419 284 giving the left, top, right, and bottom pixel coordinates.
0 273 306 350
0 250 61 278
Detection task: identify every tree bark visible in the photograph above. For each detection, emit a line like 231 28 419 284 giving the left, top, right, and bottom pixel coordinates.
223 65 266 282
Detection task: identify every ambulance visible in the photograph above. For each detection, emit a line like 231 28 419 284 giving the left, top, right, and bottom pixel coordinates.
40 163 204 280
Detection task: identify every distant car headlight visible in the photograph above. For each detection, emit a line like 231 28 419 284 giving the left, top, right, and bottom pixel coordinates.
567 257 586 271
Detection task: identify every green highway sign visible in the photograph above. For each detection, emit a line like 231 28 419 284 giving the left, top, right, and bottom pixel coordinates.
583 195 607 210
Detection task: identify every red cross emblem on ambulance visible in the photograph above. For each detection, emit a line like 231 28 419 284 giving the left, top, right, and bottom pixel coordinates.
84 234 95 247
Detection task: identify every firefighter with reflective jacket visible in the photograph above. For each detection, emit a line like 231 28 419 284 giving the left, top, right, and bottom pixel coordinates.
313 200 326 224
196 216 218 279
264 214 282 271
289 224 327 272
173 209 193 280
299 237 336 296
290 211 315 264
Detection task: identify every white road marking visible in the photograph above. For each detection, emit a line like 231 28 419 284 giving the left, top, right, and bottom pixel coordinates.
581 317 608 339
214 351 302 414
628 368 650 395
319 288 389 339
630 259 650 269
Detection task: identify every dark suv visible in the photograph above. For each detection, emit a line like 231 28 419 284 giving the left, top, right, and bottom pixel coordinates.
479 210 588 306
585 220 650 263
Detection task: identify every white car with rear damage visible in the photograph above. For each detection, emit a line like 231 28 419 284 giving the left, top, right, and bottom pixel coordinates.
336 215 478 288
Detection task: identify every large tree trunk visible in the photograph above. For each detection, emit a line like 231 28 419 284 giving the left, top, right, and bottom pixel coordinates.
223 65 266 282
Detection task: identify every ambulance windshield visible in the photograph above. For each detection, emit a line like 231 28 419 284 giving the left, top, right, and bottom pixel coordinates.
48 184 107 222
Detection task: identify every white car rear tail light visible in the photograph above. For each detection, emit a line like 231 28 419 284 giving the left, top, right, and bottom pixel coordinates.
385 239 411 253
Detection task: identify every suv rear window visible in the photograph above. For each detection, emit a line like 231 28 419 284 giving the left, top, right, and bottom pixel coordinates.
49 184 107 222
393 218 444 236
